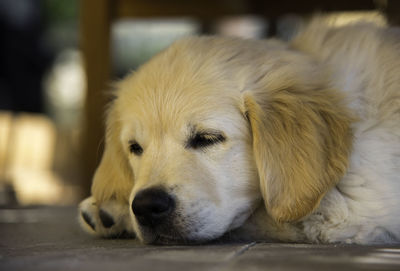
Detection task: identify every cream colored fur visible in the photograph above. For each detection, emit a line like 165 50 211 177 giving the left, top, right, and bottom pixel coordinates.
79 19 400 244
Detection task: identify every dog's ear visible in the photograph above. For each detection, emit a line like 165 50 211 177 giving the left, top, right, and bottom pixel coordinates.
244 87 353 223
91 100 133 204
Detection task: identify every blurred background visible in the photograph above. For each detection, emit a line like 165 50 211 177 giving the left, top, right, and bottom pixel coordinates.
0 0 398 207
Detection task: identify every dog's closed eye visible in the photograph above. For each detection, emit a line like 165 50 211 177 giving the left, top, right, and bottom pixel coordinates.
187 130 226 149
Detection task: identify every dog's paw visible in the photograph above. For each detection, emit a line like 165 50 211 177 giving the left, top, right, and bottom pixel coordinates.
78 196 135 238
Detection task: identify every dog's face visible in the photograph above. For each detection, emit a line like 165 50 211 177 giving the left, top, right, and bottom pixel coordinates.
110 46 262 243
87 37 353 244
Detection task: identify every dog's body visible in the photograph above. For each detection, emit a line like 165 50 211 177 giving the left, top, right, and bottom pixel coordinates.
79 20 400 245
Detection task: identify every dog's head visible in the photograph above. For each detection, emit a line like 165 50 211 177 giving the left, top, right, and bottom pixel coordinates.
91 37 353 244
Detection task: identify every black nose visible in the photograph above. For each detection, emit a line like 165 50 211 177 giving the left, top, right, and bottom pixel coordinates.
131 188 175 227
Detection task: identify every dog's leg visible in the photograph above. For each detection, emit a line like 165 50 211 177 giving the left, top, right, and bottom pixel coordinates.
79 196 135 238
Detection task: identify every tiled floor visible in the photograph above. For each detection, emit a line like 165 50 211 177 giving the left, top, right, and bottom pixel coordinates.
1 207 400 271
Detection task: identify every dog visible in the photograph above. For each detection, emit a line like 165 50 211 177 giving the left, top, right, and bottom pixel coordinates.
79 19 400 245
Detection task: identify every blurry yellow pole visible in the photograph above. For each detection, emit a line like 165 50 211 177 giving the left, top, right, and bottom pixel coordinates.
80 0 112 197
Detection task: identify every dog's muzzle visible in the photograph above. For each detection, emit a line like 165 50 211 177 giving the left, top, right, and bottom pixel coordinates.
131 187 175 228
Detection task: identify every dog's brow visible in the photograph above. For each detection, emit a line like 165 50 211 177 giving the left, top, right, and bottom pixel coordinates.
189 125 224 137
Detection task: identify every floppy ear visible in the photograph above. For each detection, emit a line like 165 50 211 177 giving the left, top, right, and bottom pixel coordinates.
91 100 134 204
244 87 353 223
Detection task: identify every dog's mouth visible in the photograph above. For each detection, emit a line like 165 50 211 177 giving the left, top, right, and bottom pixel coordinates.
138 225 201 245
131 188 223 244
135 215 223 245
132 205 258 245
131 188 256 244
145 226 247 245
152 233 198 245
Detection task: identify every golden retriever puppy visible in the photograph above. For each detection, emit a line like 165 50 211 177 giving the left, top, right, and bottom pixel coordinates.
79 19 400 244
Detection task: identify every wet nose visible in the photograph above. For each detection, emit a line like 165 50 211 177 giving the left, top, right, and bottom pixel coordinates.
131 188 175 227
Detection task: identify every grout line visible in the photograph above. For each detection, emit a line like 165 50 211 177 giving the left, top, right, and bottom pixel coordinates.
224 242 257 261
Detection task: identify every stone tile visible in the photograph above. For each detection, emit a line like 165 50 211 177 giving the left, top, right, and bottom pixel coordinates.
1 207 400 271
224 243 400 271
